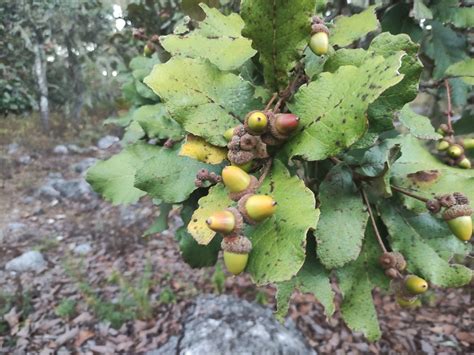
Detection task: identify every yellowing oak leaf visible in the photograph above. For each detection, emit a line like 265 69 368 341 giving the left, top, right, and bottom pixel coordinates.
179 135 227 164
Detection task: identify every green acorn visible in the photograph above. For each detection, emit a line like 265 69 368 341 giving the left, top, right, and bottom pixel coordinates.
244 111 269 135
436 140 450 151
221 236 252 275
443 204 473 241
206 208 243 235
458 157 471 169
224 127 237 142
447 144 464 158
396 295 420 308
404 275 428 295
309 32 329 56
463 137 474 150
143 43 154 57
238 194 277 224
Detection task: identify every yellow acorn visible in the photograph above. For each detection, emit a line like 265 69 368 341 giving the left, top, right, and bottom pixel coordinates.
447 144 464 158
221 236 252 275
222 166 251 193
309 32 329 56
436 140 450 151
239 194 277 223
206 208 242 234
443 204 473 241
245 111 268 135
458 157 471 169
404 275 429 295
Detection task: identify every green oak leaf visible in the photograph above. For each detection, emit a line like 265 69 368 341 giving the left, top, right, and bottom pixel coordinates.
398 104 441 140
143 203 173 237
379 202 472 288
134 104 185 140
323 48 368 73
122 120 145 145
315 165 368 268
286 52 404 161
276 239 334 320
144 57 262 146
86 143 159 205
413 0 433 20
330 6 379 47
160 4 256 71
245 160 319 285
389 135 474 212
240 0 315 90
134 144 220 203
423 21 468 80
431 0 474 29
176 226 222 268
368 33 423 132
445 59 474 85
336 225 388 342
381 3 422 42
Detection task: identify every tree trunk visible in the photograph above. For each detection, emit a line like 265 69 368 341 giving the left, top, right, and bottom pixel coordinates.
65 30 85 122
33 41 49 132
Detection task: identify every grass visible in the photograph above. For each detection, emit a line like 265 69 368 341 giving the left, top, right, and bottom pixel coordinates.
54 298 77 319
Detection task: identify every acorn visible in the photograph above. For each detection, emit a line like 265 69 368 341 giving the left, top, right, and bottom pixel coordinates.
396 295 419 308
458 157 471 169
443 204 473 241
221 236 252 275
437 123 450 136
233 161 253 172
404 275 429 295
244 111 269 135
206 208 243 235
436 140 450 151
224 127 237 142
238 194 277 224
462 137 474 150
309 32 329 56
447 144 464 158
274 114 300 134
143 43 155 57
222 166 252 193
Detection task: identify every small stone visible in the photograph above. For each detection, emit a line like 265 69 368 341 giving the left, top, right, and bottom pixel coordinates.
97 135 119 150
7 143 20 155
65 144 82 154
73 243 92 255
5 251 46 272
36 185 61 200
72 158 98 174
17 155 32 165
1 222 35 243
53 145 69 155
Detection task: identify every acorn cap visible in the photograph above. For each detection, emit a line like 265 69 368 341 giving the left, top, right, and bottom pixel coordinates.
436 194 457 208
228 149 255 165
453 192 469 206
261 132 286 146
229 175 258 202
311 23 329 35
425 199 441 214
384 268 401 279
268 115 291 141
221 235 252 254
442 204 473 221
239 133 259 151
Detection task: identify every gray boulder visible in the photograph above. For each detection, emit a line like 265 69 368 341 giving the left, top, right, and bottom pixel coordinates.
97 135 119 150
37 174 95 201
148 295 315 355
5 251 46 272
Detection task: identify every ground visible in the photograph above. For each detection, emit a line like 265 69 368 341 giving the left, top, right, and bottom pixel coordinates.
0 116 472 354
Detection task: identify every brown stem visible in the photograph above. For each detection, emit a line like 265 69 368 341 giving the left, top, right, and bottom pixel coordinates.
444 79 454 134
257 158 273 188
273 64 307 113
329 157 342 165
264 93 278 111
390 185 430 203
360 187 387 253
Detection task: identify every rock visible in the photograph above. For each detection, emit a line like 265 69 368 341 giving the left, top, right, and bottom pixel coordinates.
7 143 19 155
65 144 81 154
37 185 61 200
53 145 69 155
148 295 315 355
72 158 98 174
73 243 92 255
5 251 46 272
97 135 119 150
1 222 35 243
37 175 95 201
17 155 32 165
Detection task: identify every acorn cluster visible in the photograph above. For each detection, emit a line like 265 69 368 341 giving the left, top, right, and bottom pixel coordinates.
194 168 221 188
379 252 429 307
426 192 473 242
204 110 300 275
436 124 473 169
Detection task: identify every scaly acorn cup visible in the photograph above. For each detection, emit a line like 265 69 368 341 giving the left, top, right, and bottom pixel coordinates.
396 295 420 308
404 275 429 295
222 165 258 201
379 252 406 271
447 144 464 158
206 208 243 235
244 111 269 135
436 140 450 151
458 157 471 169
442 204 473 241
221 236 252 275
238 194 277 224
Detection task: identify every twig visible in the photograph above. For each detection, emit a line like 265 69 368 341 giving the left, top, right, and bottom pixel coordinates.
329 157 342 165
273 64 307 113
444 79 454 134
390 185 430 203
264 93 278 111
360 187 387 253
257 158 273 188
